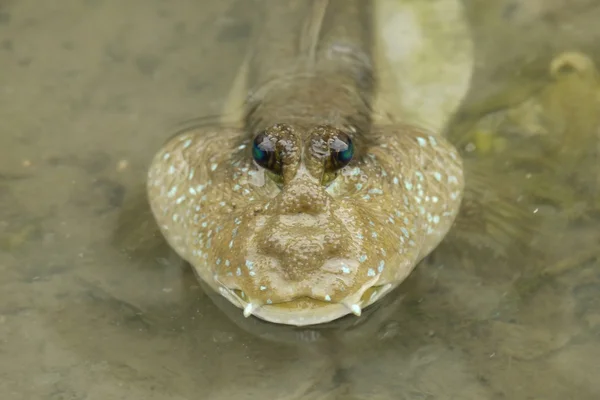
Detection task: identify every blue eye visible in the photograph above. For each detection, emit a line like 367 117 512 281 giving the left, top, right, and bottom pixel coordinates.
252 132 281 173
252 140 268 163
330 134 354 169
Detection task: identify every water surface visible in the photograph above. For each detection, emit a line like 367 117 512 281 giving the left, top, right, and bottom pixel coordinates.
1 0 599 399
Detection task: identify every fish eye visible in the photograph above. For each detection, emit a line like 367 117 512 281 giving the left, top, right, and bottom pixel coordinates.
252 132 282 174
328 133 354 170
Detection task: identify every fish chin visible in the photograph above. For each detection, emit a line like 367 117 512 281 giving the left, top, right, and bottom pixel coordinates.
214 276 395 327
252 283 395 326
254 302 353 326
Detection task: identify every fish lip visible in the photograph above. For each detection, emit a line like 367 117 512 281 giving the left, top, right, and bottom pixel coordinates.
246 282 395 327
252 302 352 326
215 273 394 326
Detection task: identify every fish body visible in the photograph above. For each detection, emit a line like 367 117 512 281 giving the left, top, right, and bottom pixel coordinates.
147 0 464 326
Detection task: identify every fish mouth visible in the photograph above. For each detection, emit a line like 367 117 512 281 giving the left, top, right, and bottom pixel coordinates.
219 282 394 326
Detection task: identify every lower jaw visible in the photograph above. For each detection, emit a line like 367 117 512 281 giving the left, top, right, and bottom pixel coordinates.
244 283 395 327
252 302 351 326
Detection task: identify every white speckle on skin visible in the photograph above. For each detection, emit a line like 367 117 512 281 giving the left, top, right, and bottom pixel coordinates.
404 180 413 190
175 195 186 204
378 260 385 272
325 295 331 301
168 165 176 174
393 177 399 185
341 265 351 274
433 172 442 182
183 139 192 149
163 153 170 160
368 268 376 277
211 163 218 171
167 186 177 198
417 137 427 147
359 254 368 262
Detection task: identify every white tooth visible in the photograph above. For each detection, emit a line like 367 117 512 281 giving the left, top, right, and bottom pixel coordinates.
350 304 362 316
243 303 254 318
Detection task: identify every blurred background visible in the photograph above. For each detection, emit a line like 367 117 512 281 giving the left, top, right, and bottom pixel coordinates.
0 0 599 399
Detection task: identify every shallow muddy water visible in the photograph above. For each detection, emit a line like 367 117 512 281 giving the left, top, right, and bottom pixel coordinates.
0 1 599 399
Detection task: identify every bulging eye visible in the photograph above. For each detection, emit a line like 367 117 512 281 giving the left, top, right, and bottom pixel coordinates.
329 133 354 170
252 132 281 174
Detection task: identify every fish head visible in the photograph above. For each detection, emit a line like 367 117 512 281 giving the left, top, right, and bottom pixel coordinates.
147 122 463 326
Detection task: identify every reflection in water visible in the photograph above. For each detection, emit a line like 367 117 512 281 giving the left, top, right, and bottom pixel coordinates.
198 271 407 397
0 0 599 399
199 275 407 349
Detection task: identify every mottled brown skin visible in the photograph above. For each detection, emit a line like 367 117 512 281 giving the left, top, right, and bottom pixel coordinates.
146 1 464 326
